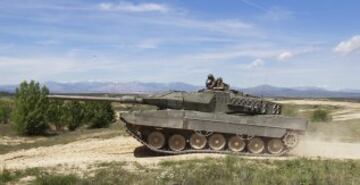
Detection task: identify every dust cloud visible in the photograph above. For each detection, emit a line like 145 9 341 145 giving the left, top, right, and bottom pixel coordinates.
290 135 360 159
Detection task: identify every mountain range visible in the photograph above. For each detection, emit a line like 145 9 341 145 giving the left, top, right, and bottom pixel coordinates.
1 81 360 98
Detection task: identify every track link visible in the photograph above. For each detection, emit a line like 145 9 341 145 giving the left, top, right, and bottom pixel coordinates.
123 121 290 157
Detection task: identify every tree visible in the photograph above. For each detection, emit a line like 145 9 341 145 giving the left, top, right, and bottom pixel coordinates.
11 81 49 135
48 100 66 131
84 101 115 128
0 100 12 124
63 101 86 131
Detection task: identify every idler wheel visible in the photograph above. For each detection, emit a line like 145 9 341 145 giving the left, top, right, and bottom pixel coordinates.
283 132 299 148
247 137 265 154
190 133 207 150
228 135 246 152
168 134 186 151
208 134 226 151
147 131 165 149
267 139 285 154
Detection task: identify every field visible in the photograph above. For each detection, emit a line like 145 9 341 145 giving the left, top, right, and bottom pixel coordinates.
1 98 360 184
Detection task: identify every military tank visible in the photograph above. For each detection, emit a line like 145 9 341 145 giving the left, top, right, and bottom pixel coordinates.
48 87 307 156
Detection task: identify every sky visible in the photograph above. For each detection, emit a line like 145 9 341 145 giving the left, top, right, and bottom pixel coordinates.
0 0 360 89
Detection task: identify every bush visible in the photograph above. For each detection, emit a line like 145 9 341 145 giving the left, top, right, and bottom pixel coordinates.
311 109 332 122
11 81 49 135
84 101 115 129
63 101 86 131
48 100 67 131
0 100 12 124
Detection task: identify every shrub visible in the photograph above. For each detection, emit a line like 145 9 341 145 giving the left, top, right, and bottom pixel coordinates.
84 101 115 128
311 109 332 122
63 101 86 131
0 101 12 124
47 100 67 131
11 81 49 135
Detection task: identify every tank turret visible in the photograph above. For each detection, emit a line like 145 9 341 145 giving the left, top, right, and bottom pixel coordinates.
47 90 281 115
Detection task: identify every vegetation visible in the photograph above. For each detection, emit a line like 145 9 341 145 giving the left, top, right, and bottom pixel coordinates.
47 100 67 131
1 157 360 185
0 123 126 155
85 101 115 129
0 99 12 124
6 80 115 135
11 81 50 135
311 109 332 122
63 101 86 131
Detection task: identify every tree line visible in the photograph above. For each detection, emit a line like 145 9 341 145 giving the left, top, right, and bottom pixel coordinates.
1 80 115 135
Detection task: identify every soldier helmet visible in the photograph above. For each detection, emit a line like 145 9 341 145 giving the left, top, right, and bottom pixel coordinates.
217 77 223 82
208 74 214 79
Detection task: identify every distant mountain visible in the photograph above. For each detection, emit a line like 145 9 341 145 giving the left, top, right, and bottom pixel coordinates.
1 81 360 98
241 85 360 98
0 81 200 94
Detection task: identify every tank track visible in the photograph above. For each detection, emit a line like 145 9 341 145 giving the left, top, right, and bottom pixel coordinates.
123 121 290 157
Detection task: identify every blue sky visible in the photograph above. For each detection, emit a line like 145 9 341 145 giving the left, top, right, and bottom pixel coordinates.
0 0 360 89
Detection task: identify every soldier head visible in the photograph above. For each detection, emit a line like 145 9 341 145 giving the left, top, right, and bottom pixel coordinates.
217 77 223 83
207 74 214 80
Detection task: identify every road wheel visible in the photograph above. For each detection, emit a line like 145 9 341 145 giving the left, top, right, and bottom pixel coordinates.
267 139 285 154
208 134 226 151
247 137 265 154
168 134 186 151
190 133 207 150
147 131 165 149
283 132 299 148
228 135 246 152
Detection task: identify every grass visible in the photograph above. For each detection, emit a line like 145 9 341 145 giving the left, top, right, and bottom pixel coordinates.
0 122 128 154
281 102 360 142
280 100 360 142
281 103 339 119
311 109 332 122
307 119 360 142
0 168 40 185
1 157 360 185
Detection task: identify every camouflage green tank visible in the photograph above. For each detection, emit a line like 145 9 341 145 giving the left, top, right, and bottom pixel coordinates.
48 85 307 156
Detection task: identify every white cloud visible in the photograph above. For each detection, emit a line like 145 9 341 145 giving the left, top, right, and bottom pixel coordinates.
278 51 294 61
99 2 169 13
157 18 255 36
334 35 360 54
262 7 293 21
247 58 265 68
136 39 159 49
189 45 287 62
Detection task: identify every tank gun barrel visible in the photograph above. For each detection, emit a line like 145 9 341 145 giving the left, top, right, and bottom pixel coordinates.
47 95 144 104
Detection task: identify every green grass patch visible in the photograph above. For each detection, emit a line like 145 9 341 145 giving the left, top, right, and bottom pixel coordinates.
0 168 40 185
311 109 332 122
0 123 127 154
3 157 360 185
34 174 80 185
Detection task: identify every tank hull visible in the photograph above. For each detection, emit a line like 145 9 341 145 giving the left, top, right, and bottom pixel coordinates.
121 109 307 156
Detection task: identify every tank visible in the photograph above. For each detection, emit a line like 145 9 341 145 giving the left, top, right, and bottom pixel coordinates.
48 89 307 156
